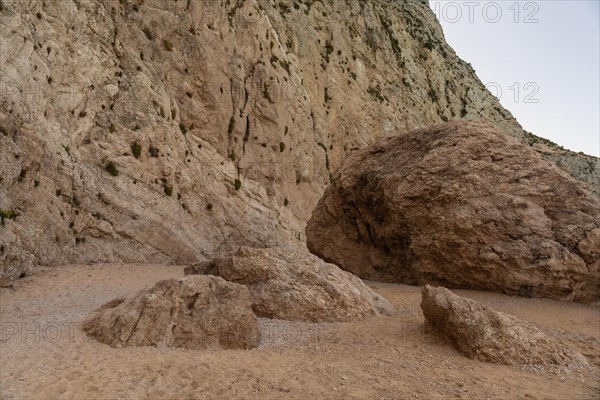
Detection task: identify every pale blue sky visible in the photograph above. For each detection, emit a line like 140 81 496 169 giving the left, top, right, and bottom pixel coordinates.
429 0 600 156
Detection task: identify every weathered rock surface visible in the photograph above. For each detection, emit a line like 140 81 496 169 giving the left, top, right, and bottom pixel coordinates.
184 246 394 322
307 121 600 303
420 285 588 366
82 275 260 350
1 0 597 280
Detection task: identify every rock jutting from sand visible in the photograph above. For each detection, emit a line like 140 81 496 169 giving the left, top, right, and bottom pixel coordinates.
420 285 589 367
82 275 260 350
185 246 395 322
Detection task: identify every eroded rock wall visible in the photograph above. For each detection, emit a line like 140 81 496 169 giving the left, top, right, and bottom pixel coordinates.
1 0 597 278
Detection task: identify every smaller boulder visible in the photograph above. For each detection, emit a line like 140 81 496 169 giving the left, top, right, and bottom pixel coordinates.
82 275 260 350
420 285 588 366
185 246 395 322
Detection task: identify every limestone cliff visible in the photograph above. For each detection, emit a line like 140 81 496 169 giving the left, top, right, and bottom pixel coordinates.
1 0 598 279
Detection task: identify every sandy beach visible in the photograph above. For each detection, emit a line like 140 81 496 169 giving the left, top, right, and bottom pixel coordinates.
1 264 598 400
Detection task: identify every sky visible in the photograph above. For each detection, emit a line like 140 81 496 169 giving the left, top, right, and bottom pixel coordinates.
428 0 600 157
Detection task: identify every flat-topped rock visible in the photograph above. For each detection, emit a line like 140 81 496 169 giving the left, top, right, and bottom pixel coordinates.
82 275 260 350
185 246 395 322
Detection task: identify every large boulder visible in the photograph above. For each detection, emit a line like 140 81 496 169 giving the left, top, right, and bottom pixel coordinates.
82 275 260 350
307 121 600 303
184 246 395 322
420 285 588 366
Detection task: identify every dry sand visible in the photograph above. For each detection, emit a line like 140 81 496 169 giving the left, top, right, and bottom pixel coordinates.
0 264 598 400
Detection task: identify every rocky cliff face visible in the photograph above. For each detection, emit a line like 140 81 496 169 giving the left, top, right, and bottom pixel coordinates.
1 0 598 279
